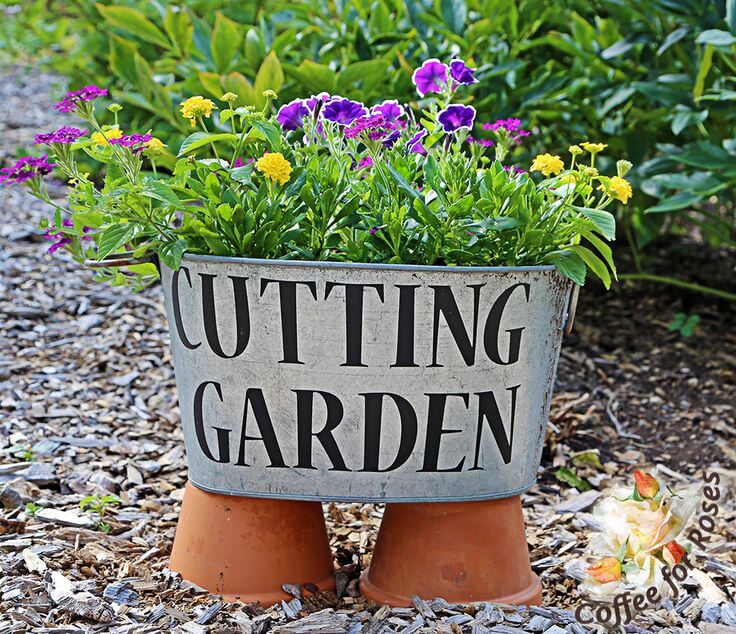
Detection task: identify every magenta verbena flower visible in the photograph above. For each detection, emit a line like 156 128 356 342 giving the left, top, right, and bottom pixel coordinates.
53 85 108 113
406 130 428 155
369 225 380 235
344 114 398 143
438 105 476 133
277 98 309 131
412 59 449 97
34 126 88 145
504 165 527 175
322 98 368 125
0 155 55 185
450 60 477 86
109 133 153 152
467 136 494 147
371 100 405 123
483 118 530 143
356 156 374 170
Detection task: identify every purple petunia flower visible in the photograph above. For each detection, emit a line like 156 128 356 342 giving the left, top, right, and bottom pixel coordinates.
412 59 449 97
109 133 153 153
483 118 530 144
371 100 405 123
53 85 108 113
382 129 401 148
233 157 255 168
277 98 309 131
322 98 368 125
34 126 88 145
0 155 55 185
504 165 527 175
450 60 478 86
369 225 380 235
305 92 332 111
406 130 428 155
438 105 476 133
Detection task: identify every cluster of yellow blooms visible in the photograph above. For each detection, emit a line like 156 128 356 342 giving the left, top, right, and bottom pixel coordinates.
179 96 217 128
530 142 633 204
256 152 293 185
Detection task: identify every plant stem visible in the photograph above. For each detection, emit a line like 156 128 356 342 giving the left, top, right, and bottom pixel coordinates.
618 273 736 302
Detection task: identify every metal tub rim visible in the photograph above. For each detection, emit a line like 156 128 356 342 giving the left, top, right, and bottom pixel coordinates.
179 253 559 275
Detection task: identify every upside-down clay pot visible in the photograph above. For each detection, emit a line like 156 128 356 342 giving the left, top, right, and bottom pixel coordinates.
169 483 336 604
360 497 542 606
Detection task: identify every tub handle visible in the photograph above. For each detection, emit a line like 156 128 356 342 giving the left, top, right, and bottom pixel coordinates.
564 284 580 335
84 252 158 269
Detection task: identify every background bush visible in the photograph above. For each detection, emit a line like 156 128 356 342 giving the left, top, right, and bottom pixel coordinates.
2 0 735 297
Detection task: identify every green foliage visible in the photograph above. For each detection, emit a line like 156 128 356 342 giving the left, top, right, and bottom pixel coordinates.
79 494 122 530
667 311 700 336
3 0 735 288
25 502 42 517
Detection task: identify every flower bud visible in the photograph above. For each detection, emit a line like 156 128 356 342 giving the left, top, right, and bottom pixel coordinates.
617 159 633 177
107 103 123 113
569 144 582 156
262 89 278 99
633 469 659 499
220 92 238 102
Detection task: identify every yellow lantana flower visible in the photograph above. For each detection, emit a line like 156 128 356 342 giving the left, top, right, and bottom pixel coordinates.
256 152 292 185
91 128 123 146
581 141 607 154
530 153 564 177
180 96 217 128
600 176 633 204
144 137 167 154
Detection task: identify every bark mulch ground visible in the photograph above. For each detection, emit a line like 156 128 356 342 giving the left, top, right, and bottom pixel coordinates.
1 65 735 633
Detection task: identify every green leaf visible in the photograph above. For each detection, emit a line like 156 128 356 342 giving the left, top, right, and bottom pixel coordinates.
97 224 136 260
158 239 188 270
95 4 170 48
728 0 736 35
284 60 337 94
694 44 714 101
108 34 139 87
252 120 281 151
254 51 284 106
222 72 257 106
163 6 193 55
142 179 184 209
179 132 238 156
695 29 736 46
645 192 702 213
571 245 611 289
211 12 241 74
554 467 592 491
440 0 468 35
576 208 616 240
549 250 587 286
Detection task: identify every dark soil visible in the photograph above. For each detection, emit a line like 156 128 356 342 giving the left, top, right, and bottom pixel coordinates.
553 238 736 475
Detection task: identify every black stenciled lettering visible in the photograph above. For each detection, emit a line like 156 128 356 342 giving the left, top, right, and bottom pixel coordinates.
419 393 470 472
392 285 420 368
294 389 349 471
192 381 229 463
200 273 250 359
260 278 318 364
484 283 530 365
429 284 484 367
236 388 286 467
471 385 520 468
361 392 418 472
324 282 385 367
171 267 201 349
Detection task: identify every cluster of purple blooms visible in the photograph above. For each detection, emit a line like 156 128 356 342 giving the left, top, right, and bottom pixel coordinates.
53 85 108 113
34 126 88 145
482 118 530 144
109 133 153 152
0 155 56 185
43 218 91 254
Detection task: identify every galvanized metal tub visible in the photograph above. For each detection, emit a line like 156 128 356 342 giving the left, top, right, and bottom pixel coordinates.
161 254 573 503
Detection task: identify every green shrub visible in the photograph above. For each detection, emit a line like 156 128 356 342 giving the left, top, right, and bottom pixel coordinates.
3 0 735 297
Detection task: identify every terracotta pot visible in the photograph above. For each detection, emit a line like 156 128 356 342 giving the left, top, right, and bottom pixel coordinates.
360 496 542 606
169 483 335 603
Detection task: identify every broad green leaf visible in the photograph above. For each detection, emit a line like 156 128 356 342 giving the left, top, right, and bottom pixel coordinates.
95 4 170 48
694 44 714 101
142 179 184 209
97 224 136 260
254 51 284 106
179 132 238 156
548 250 586 286
576 208 616 240
252 120 281 151
645 192 702 213
222 72 257 106
440 0 468 35
164 7 193 55
695 29 736 46
158 239 189 270
571 245 611 289
108 34 138 87
211 12 241 74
